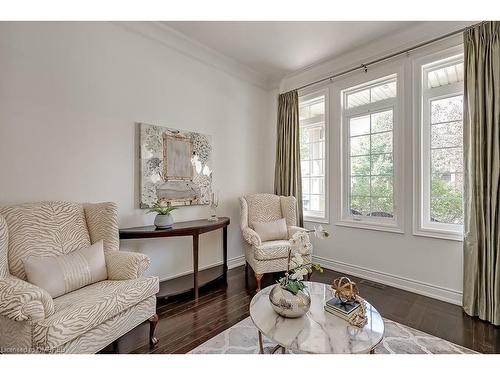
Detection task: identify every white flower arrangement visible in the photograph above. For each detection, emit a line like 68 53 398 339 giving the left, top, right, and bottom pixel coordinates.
278 226 329 295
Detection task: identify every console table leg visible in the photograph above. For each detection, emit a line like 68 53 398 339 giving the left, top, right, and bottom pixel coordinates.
193 234 199 300
223 226 228 283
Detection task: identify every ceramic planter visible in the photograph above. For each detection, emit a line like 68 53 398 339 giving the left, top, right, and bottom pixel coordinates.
154 213 174 229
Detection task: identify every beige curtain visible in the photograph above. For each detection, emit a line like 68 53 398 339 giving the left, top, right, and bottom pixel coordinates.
463 21 500 325
274 90 303 226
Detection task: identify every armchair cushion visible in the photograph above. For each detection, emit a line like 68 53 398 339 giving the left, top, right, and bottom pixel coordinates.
23 240 107 298
253 218 288 242
105 251 150 280
254 240 291 261
0 276 54 322
254 238 313 261
33 276 159 350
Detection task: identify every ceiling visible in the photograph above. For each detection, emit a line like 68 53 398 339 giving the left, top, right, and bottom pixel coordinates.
163 21 422 86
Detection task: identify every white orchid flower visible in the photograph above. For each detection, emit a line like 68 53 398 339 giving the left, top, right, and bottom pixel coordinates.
291 253 304 267
290 231 312 255
293 267 309 281
313 225 329 239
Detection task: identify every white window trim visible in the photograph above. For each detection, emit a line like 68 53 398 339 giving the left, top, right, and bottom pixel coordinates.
412 45 464 241
299 88 330 224
333 62 405 234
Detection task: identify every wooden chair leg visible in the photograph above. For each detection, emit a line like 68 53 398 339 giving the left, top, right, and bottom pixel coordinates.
148 313 159 347
255 273 263 292
111 339 119 354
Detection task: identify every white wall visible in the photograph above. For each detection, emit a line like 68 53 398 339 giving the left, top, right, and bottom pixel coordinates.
280 22 474 305
0 22 274 281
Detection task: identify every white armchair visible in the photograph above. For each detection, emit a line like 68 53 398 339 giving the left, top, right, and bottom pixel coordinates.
0 201 159 353
240 193 311 291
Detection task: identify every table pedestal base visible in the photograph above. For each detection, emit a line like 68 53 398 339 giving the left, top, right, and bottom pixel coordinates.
258 331 287 354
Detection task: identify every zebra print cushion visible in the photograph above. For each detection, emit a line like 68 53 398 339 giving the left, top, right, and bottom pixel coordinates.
33 276 159 350
0 295 157 354
0 202 91 280
55 295 156 354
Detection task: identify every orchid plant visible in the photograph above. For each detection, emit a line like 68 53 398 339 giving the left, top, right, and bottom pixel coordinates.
278 225 329 295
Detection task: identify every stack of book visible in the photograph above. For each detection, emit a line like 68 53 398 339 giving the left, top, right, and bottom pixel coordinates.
324 295 360 321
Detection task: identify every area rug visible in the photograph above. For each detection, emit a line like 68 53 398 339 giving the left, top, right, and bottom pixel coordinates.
189 317 476 354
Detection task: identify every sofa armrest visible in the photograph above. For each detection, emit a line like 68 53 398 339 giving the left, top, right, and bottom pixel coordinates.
288 225 306 238
105 251 150 280
0 276 54 322
242 227 262 247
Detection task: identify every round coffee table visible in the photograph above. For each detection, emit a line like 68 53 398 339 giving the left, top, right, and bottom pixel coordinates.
250 281 384 354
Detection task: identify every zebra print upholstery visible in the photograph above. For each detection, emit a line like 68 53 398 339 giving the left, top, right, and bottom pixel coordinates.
34 277 158 350
83 202 120 253
0 201 159 354
57 295 156 354
240 194 310 275
0 215 9 278
105 251 150 280
0 275 55 321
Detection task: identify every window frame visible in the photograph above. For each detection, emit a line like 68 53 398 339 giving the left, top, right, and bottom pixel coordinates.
413 46 464 241
334 63 405 233
298 88 330 224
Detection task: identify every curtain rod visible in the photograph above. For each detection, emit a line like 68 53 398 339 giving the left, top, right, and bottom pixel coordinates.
293 25 472 93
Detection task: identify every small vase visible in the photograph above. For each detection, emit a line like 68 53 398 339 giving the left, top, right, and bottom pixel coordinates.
269 284 311 318
154 214 174 229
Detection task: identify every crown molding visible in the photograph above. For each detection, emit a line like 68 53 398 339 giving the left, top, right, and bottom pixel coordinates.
112 21 273 90
280 21 475 93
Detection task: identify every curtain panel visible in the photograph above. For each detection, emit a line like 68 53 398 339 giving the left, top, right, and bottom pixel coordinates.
463 21 500 325
274 90 303 226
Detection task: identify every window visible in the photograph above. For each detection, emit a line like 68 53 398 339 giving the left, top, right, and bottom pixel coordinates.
299 91 327 222
415 51 464 240
338 73 403 232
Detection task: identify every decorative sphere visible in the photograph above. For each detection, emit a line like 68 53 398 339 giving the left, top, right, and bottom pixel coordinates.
332 277 359 303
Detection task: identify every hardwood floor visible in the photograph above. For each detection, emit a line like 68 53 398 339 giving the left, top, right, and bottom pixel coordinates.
117 265 500 354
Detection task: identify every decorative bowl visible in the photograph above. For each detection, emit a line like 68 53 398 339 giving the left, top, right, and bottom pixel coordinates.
269 284 311 318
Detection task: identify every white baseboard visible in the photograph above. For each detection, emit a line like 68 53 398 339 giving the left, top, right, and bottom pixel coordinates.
228 255 246 269
159 254 246 283
313 255 463 306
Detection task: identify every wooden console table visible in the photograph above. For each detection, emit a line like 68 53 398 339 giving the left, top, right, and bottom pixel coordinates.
119 217 230 300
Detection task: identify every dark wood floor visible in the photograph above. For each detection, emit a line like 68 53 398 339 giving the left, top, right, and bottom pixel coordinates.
115 265 500 354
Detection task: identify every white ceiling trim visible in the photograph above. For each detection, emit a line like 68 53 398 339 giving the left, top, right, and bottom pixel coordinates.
113 21 272 90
